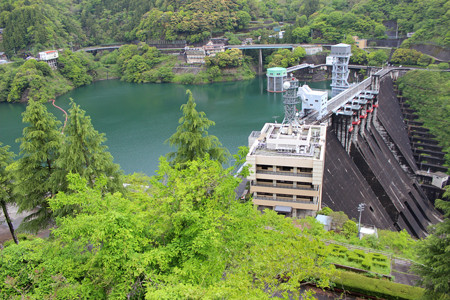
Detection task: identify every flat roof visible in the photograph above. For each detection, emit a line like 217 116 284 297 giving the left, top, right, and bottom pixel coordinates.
248 123 326 160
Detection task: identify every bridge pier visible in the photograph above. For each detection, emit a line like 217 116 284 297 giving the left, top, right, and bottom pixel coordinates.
259 49 263 74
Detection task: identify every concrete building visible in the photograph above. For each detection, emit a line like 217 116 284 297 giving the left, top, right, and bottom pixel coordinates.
203 41 225 57
38 50 58 69
301 45 323 55
352 36 367 49
247 122 327 218
298 84 328 119
185 47 206 64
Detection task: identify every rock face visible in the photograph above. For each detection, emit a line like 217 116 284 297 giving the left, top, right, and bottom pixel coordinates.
322 76 440 238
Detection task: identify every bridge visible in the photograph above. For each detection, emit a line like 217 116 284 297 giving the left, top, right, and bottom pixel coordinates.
304 67 400 124
286 63 313 73
225 44 298 50
81 45 123 52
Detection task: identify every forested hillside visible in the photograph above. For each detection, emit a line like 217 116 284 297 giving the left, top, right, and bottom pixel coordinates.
0 0 448 55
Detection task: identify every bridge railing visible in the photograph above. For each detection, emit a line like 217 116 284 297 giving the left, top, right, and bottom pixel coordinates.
327 77 372 113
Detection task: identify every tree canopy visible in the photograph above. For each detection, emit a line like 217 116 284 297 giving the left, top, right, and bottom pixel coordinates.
413 189 450 299
166 89 229 166
0 157 335 298
13 99 62 233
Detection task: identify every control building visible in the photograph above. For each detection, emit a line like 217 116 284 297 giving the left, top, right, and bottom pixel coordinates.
298 84 328 119
246 122 327 218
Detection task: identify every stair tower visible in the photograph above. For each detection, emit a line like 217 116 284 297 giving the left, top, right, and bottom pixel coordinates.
330 44 352 97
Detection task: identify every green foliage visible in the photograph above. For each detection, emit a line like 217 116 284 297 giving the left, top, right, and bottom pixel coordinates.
224 32 241 45
350 45 368 65
367 49 388 66
391 48 423 66
266 47 306 68
329 211 349 231
342 219 358 238
1 2 84 56
173 73 196 84
334 271 424 300
116 43 174 83
0 156 335 298
413 193 450 299
57 50 93 87
13 99 62 233
0 142 18 243
6 59 70 103
317 206 333 216
53 100 123 197
397 71 450 166
205 49 244 69
166 90 229 166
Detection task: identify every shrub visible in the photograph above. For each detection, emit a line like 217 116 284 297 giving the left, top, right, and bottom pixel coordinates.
361 259 372 270
317 207 333 216
334 272 424 299
174 73 195 84
353 249 366 258
438 62 449 69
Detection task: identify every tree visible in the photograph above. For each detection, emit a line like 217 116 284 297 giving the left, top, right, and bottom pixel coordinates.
0 142 18 244
342 220 358 238
367 50 388 66
329 211 349 231
13 99 62 233
53 100 123 196
413 190 450 299
166 90 229 166
0 157 335 298
292 26 311 43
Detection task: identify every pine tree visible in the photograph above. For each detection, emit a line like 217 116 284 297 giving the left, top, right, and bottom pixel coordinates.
54 100 123 194
166 90 229 166
14 99 62 233
0 142 18 244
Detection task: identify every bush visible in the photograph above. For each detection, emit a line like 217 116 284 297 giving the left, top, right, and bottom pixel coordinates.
334 272 424 300
317 207 333 216
361 259 372 270
438 62 449 69
174 73 195 84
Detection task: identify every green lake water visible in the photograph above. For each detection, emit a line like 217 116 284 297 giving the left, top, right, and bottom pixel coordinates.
0 77 330 175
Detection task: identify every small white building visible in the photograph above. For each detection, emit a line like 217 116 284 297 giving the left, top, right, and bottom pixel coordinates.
316 214 332 231
326 56 334 65
38 50 58 61
298 85 328 119
301 45 323 55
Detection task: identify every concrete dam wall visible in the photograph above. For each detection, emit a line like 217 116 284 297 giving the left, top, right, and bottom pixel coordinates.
322 76 441 238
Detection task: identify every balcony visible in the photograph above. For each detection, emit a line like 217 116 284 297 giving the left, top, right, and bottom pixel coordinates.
255 182 316 191
256 170 313 178
253 196 318 205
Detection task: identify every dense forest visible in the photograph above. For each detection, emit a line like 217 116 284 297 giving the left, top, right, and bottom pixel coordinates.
0 0 448 55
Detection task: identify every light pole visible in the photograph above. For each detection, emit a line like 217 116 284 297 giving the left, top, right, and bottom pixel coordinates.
357 203 366 239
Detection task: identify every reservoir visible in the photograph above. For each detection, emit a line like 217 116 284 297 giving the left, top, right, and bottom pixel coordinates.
0 77 330 175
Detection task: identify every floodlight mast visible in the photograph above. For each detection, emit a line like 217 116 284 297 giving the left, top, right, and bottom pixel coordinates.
357 203 366 239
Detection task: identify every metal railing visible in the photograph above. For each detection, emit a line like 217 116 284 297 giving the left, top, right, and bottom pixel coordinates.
256 170 313 178
253 196 317 204
254 182 316 191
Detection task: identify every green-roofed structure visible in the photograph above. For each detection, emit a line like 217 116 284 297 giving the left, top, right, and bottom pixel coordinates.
267 67 287 93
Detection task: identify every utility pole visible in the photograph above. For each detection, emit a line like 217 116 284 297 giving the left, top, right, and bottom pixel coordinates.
357 203 366 239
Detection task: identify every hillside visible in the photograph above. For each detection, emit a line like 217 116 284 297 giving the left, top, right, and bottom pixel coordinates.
0 0 448 55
